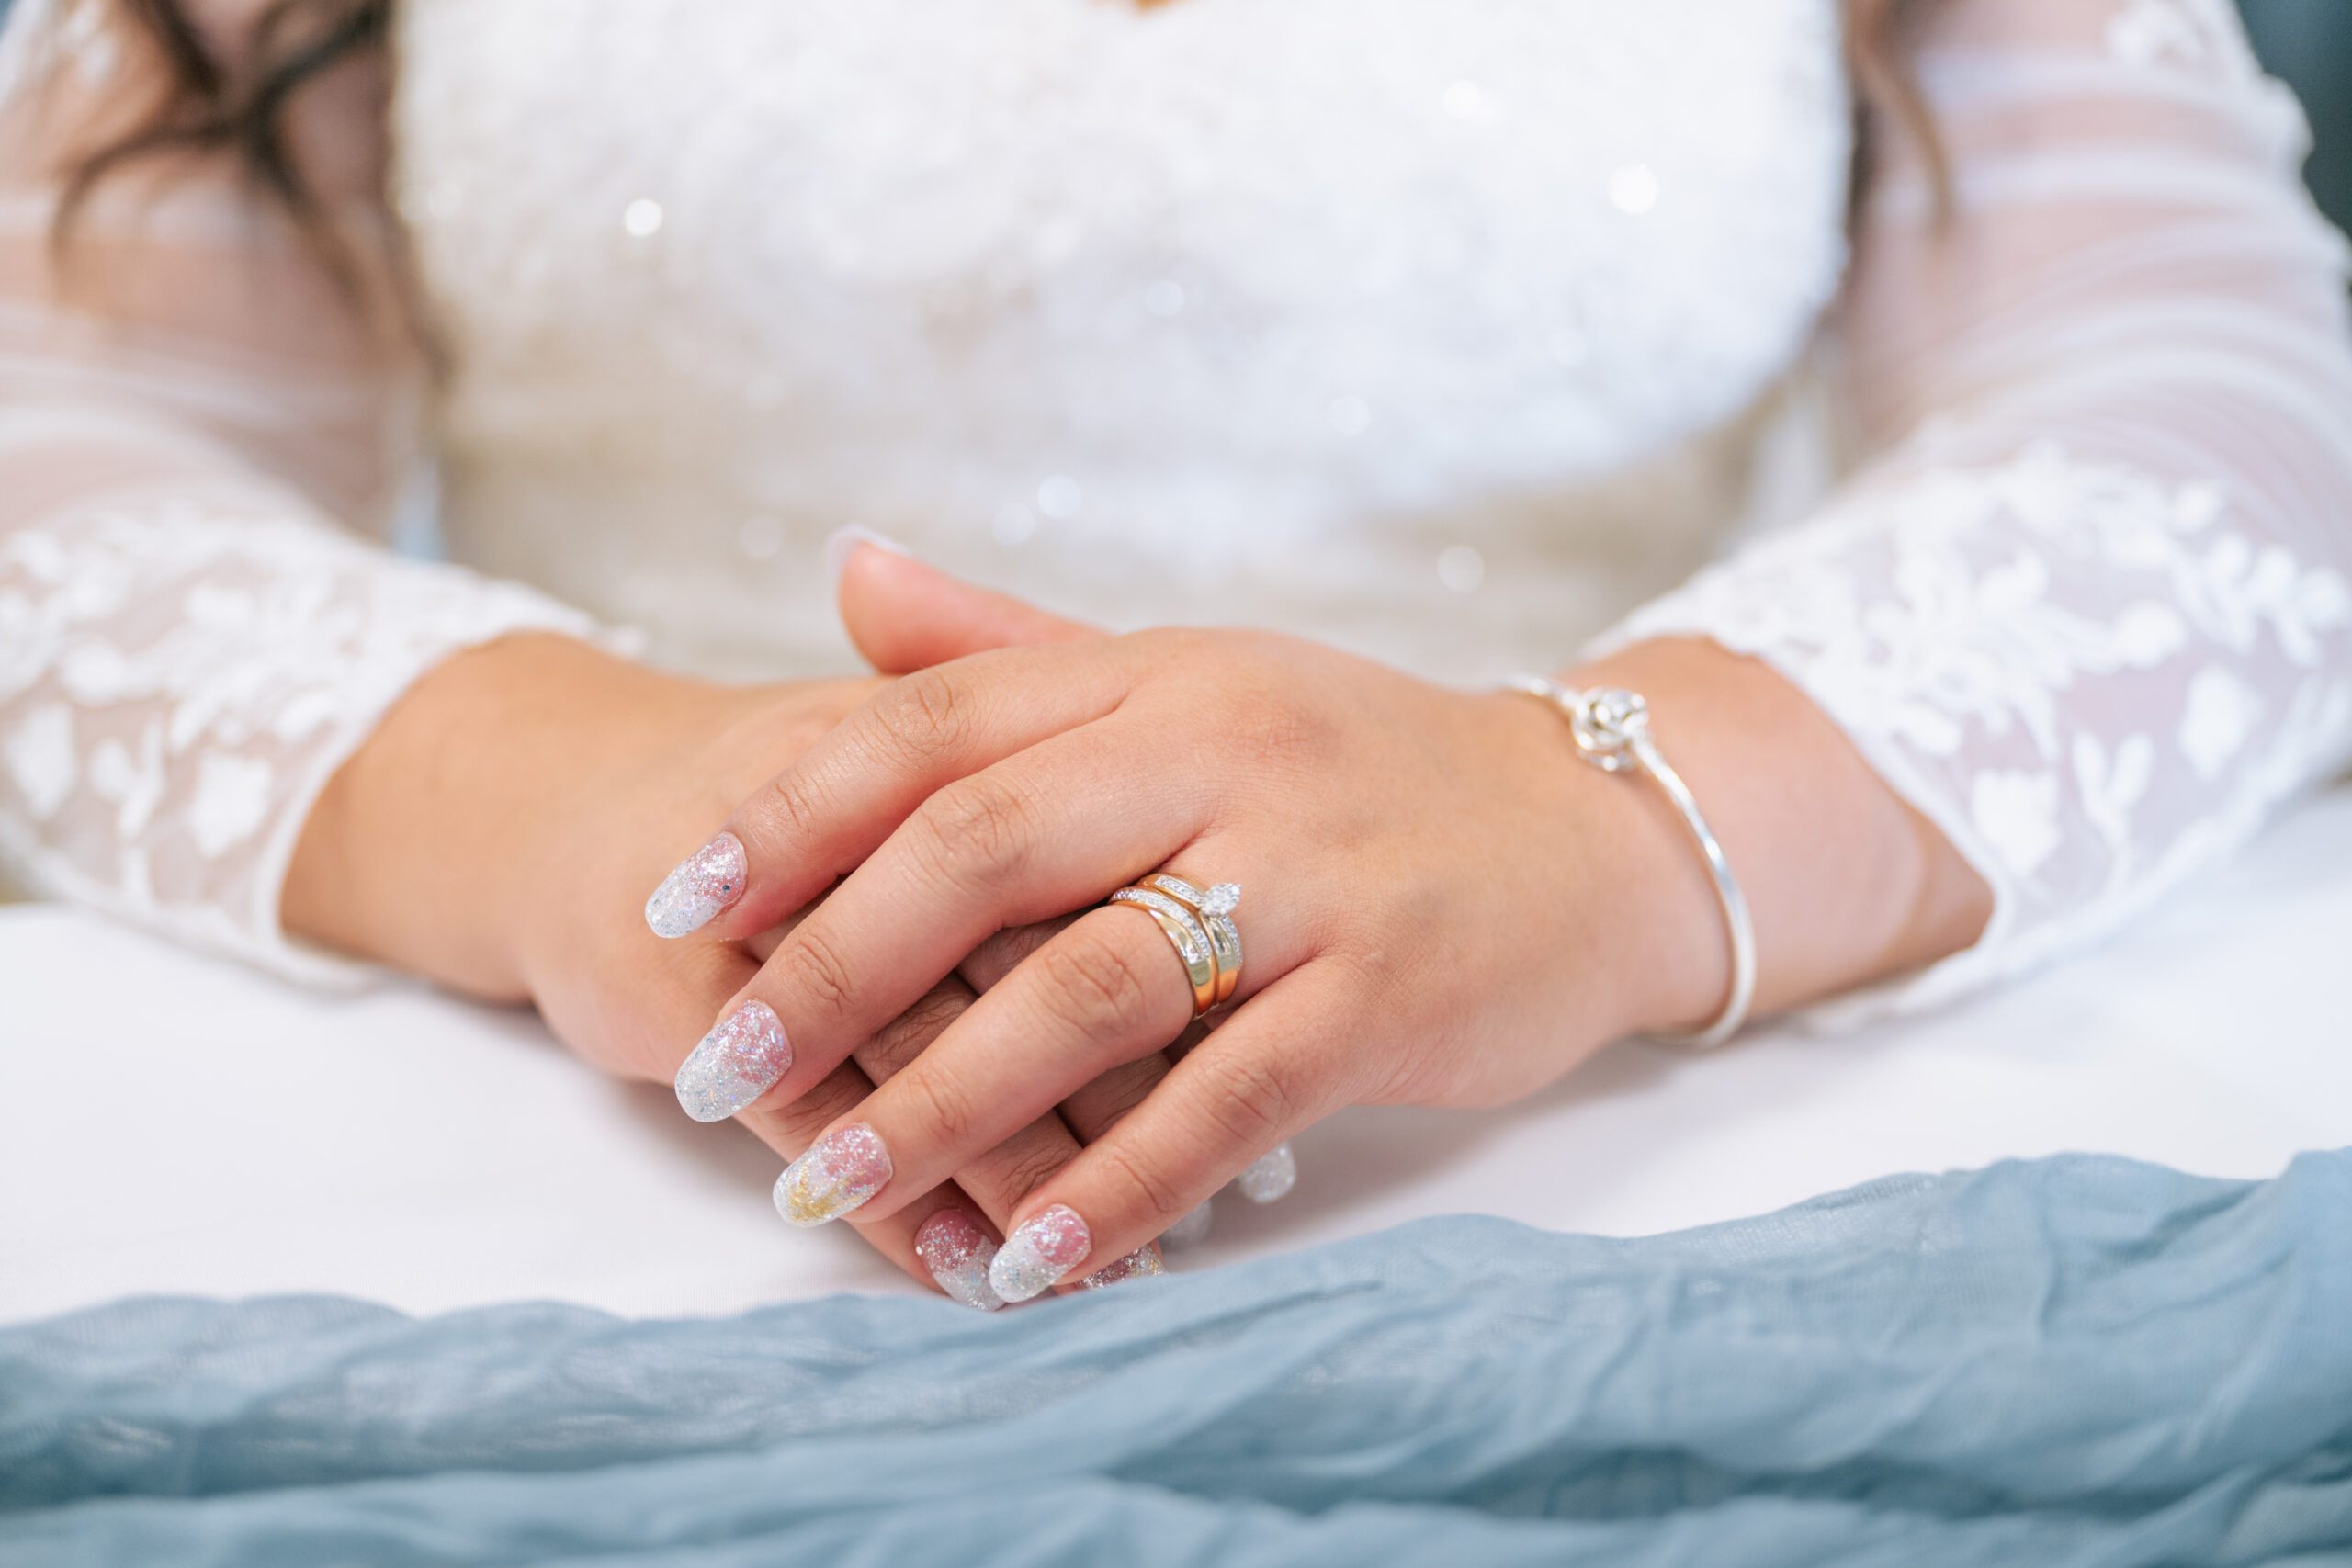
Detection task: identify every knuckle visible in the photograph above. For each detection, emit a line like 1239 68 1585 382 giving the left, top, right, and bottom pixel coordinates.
776 923 861 1031
981 1131 1075 1208
856 982 971 1082
915 773 1037 889
1087 1140 1192 1228
1057 1055 1165 1142
762 768 829 850
899 1066 983 1151
1194 1049 1300 1147
871 668 975 766
1035 928 1170 1043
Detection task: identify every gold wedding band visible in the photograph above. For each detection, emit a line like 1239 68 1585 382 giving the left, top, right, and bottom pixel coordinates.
1145 876 1243 1004
1108 877 1244 1017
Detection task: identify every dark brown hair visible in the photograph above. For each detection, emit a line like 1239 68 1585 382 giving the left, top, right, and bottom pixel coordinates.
52 0 390 292
59 0 1945 285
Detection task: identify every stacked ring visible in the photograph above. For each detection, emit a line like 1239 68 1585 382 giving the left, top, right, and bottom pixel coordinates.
1146 876 1243 1005
1109 877 1244 1017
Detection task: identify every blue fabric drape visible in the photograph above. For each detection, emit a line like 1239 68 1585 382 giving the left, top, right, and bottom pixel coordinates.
4 1148 2348 1566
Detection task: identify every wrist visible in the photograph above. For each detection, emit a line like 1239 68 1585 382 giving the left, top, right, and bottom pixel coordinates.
1483 684 1727 1044
1557 637 1992 1031
284 633 743 999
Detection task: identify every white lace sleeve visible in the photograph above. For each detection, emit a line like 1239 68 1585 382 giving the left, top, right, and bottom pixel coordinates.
0 1 603 985
1600 0 2352 1017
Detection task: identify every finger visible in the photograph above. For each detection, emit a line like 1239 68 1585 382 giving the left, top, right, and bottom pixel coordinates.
650 638 1149 942
959 914 1189 1232
620 920 999 1303
733 1052 989 1295
986 965 1357 1300
959 914 1175 1136
836 540 1102 675
731 717 1208 1114
831 964 1169 1296
784 883 1306 1232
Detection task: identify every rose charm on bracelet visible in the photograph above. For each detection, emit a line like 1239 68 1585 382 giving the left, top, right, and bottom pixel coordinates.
1505 676 1757 1049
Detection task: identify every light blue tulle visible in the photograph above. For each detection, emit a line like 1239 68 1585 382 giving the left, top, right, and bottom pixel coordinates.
4 1148 2349 1566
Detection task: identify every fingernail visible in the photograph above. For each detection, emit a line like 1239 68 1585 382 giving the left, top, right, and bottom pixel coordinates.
644 831 747 938
1079 1246 1164 1290
1236 1143 1297 1204
1161 1199 1214 1250
774 1124 892 1227
914 1210 1006 1312
821 523 911 586
988 1204 1091 1303
673 1001 792 1122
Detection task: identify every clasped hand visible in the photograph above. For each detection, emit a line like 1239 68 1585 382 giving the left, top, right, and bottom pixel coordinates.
651 545 1736 1301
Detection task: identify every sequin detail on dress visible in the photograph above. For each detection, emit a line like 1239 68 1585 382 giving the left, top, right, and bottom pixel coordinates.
645 831 747 938
914 1211 1005 1313
774 1124 892 1227
673 1000 791 1122
989 1205 1091 1303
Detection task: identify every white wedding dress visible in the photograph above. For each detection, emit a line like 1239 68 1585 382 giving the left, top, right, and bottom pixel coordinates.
6 0 2350 1008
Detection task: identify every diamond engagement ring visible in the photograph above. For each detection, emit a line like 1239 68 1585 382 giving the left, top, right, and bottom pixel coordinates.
1504 675 1757 1050
1110 877 1244 1017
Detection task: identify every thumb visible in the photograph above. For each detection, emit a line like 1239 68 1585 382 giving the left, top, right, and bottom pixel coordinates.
831 531 1103 674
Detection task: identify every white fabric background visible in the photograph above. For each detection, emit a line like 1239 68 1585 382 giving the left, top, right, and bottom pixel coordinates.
6 780 2347 1328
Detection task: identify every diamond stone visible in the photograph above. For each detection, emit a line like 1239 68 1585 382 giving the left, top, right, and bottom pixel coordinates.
1201 883 1241 917
1589 689 1645 736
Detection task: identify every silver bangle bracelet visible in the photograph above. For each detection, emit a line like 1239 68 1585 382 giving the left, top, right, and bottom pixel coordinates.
1503 675 1757 1049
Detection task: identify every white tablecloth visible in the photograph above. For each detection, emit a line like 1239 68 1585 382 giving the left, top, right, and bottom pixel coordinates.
6 788 2350 1326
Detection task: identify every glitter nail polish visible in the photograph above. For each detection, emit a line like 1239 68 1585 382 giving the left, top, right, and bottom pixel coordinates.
774 1124 892 1227
1161 1200 1213 1250
645 831 748 939
988 1204 1091 1303
673 1000 792 1122
1237 1143 1297 1204
915 1210 1005 1312
1079 1247 1164 1290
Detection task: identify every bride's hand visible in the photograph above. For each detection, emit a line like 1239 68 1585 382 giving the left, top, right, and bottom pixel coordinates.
280 588 1162 1300
668 551 1991 1298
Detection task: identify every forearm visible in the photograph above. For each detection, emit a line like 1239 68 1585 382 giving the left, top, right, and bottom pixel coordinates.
1562 637 1992 1033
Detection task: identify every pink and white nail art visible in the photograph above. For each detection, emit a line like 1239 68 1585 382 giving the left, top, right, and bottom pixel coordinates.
988 1204 1091 1303
915 1211 1006 1313
773 1124 892 1227
673 1001 792 1122
1079 1247 1164 1290
644 831 747 938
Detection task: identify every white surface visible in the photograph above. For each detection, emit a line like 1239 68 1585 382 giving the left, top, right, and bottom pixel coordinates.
5 786 2351 1327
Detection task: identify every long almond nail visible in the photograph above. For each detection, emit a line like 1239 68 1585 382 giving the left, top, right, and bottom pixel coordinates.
773 1124 892 1226
1079 1247 1163 1290
673 1001 791 1122
644 831 747 938
1237 1143 1296 1204
988 1204 1091 1303
915 1210 1006 1312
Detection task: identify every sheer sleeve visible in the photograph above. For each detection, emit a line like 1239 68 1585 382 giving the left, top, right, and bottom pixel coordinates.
0 0 603 984
1600 0 2352 1018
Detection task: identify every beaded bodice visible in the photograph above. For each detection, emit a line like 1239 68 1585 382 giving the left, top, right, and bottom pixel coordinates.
392 0 1851 680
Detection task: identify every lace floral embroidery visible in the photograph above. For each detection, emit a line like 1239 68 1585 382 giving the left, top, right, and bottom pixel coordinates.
1606 446 2352 1010
0 492 601 983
